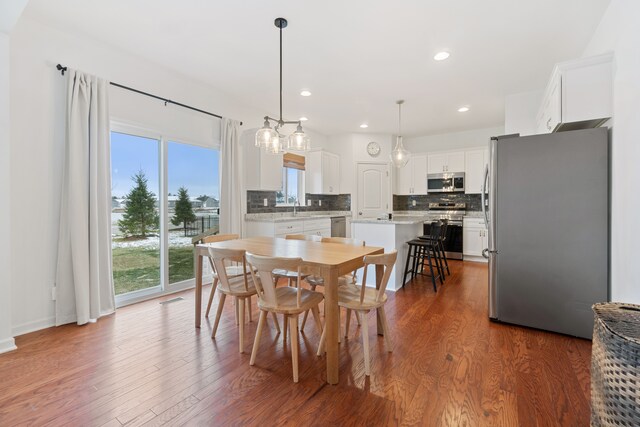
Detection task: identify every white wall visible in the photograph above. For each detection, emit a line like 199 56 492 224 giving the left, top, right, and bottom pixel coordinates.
504 91 543 136
9 16 326 335
403 126 504 153
582 0 640 303
0 32 16 353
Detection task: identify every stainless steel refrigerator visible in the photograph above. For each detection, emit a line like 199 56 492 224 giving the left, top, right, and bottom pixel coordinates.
482 128 609 339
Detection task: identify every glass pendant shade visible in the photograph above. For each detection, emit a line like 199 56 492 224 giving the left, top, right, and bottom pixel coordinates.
267 134 284 154
255 121 276 148
391 135 410 168
287 124 310 151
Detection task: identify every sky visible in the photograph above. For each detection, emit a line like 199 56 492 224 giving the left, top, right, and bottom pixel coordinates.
111 131 219 199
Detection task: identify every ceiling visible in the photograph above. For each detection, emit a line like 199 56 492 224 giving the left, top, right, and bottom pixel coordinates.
24 0 610 137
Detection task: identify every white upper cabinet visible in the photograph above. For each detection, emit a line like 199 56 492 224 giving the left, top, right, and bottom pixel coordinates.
395 154 427 195
464 149 489 194
244 137 283 192
306 150 340 194
427 151 465 174
536 53 613 134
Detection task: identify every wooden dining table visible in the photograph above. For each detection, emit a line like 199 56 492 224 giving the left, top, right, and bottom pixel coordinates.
194 236 385 384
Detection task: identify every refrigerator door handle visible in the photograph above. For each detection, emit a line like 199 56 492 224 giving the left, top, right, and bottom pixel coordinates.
481 164 489 229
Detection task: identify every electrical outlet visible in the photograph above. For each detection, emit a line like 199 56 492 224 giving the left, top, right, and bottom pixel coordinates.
307 199 312 206
319 200 322 206
412 200 416 207
51 286 57 301
263 198 268 207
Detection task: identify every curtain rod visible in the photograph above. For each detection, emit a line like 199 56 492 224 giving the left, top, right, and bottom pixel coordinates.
56 64 243 126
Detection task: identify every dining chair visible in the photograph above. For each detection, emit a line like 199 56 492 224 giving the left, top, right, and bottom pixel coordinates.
207 247 259 353
202 234 254 324
317 250 397 376
299 236 365 331
246 253 324 383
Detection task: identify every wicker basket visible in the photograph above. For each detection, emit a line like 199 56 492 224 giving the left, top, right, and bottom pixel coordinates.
591 303 640 427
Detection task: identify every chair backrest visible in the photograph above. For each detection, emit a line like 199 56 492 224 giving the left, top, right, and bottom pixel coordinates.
286 234 322 242
360 250 398 303
321 237 365 246
246 253 304 308
202 234 239 272
207 247 250 293
429 221 441 241
439 219 448 240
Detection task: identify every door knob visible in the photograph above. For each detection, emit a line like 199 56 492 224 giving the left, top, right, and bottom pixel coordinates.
358 211 362 215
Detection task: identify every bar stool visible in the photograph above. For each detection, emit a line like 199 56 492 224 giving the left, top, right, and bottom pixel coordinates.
419 219 450 277
402 223 443 292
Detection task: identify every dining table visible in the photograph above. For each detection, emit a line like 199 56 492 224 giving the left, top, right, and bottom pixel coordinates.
193 236 385 385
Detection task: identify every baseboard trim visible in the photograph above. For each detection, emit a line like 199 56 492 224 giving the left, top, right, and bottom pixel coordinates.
0 337 17 354
12 316 56 337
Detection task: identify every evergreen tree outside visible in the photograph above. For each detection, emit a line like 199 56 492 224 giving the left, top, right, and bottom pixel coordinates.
171 187 197 236
118 170 159 238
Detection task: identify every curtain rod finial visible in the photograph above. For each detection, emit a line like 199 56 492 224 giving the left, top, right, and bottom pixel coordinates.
56 64 67 76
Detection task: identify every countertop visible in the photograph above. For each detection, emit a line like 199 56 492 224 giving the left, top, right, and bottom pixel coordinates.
351 216 427 225
245 211 351 223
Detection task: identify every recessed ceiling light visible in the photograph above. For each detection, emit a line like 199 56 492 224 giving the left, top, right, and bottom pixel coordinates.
434 51 450 61
360 123 369 128
300 90 312 97
457 106 470 113
299 117 308 121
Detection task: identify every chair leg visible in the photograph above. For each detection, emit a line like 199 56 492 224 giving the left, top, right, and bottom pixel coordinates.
235 299 239 325
317 322 326 356
355 311 361 325
311 306 323 335
248 296 252 322
361 310 371 376
402 244 413 285
271 312 281 333
205 278 218 317
250 310 267 365
290 315 299 383
433 246 444 284
426 251 437 292
238 297 245 353
300 285 316 330
212 293 226 338
283 315 289 342
345 308 352 338
378 306 393 352
440 241 450 275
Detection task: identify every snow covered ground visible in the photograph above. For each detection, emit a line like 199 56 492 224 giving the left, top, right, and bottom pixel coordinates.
112 231 192 249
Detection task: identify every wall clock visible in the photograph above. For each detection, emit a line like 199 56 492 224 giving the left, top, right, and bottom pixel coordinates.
366 141 381 157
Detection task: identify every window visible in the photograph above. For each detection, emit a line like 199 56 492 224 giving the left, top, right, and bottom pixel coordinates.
110 125 220 303
276 153 306 205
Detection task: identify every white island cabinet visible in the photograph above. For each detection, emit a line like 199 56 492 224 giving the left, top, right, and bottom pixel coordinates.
352 216 425 291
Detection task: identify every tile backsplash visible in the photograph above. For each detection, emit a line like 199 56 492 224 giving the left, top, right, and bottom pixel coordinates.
393 193 483 211
247 191 351 214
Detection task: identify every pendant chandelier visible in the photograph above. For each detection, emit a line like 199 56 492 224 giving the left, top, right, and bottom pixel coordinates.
255 17 310 154
390 100 411 168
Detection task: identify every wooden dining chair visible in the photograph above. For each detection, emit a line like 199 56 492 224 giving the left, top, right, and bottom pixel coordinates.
299 237 366 331
207 247 259 353
317 250 397 376
246 253 324 383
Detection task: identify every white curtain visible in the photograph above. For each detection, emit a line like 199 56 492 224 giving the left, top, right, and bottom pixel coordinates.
55 69 115 326
219 118 243 236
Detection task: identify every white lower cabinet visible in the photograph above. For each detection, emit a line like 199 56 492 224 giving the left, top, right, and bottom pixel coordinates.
463 217 488 262
246 217 331 238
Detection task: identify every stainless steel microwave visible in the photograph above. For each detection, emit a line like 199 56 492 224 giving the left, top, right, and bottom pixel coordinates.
427 172 465 193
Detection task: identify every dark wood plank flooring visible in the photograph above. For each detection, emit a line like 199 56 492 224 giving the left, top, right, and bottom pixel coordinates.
0 261 592 426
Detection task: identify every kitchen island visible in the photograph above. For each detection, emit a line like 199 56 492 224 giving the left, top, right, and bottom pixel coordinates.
352 216 426 291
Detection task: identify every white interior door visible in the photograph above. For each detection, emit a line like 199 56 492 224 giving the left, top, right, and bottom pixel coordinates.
357 163 390 218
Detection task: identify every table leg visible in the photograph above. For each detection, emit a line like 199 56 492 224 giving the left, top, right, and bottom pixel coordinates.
376 263 384 336
322 266 339 384
195 251 203 328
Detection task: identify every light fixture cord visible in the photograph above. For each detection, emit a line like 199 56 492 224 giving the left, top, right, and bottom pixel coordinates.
398 102 402 137
279 23 283 122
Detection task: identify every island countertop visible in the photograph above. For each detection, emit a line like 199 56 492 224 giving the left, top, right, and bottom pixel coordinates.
351 216 427 225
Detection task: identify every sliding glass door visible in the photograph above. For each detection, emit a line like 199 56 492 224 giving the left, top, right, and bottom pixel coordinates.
111 131 161 297
110 126 220 304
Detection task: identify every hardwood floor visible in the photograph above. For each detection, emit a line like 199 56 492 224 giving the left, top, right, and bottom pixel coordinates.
0 261 592 426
